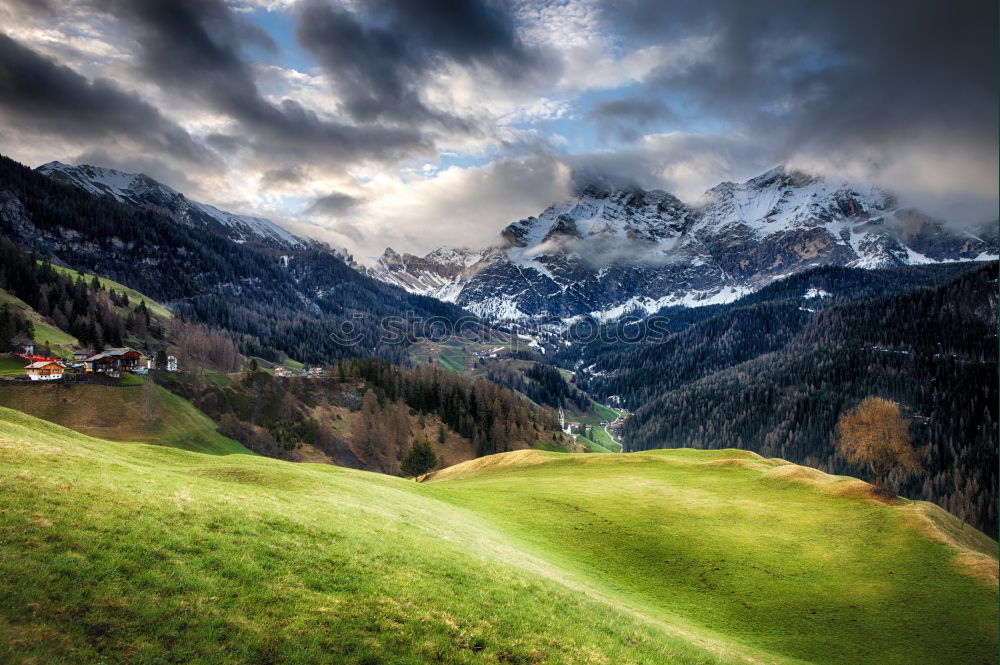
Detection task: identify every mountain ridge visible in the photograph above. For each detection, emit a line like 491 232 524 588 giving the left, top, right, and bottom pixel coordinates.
367 166 998 321
37 161 307 250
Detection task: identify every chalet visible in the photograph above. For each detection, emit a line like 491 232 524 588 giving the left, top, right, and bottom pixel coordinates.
25 361 63 381
85 347 143 375
306 367 324 378
274 367 292 378
72 349 94 362
11 337 34 355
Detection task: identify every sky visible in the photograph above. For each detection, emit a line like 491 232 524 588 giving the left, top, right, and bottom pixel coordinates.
0 0 996 262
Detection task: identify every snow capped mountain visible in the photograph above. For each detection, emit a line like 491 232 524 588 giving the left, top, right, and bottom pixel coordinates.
365 247 482 301
37 161 305 249
369 167 998 322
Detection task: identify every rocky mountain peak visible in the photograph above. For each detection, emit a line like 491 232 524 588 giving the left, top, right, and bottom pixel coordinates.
366 166 999 322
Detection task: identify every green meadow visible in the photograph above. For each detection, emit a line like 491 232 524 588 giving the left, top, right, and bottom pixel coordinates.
0 384 250 455
0 407 995 665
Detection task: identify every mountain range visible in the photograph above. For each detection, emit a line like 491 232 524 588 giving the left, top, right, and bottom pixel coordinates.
24 161 998 324
0 155 465 366
367 167 999 321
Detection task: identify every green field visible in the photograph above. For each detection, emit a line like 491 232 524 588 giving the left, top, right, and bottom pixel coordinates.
0 384 250 455
0 356 27 378
0 407 994 665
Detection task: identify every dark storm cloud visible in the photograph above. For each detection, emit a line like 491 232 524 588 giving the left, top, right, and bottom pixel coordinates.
260 166 306 189
91 0 430 164
306 192 361 217
0 33 211 164
587 97 677 142
296 0 545 126
599 0 997 156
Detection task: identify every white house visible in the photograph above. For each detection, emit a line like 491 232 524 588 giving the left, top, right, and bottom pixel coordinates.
25 361 63 381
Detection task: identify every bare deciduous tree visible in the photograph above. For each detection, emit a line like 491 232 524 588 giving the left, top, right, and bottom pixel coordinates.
836 397 923 498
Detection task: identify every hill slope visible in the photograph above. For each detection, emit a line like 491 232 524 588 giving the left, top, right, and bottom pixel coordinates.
0 384 250 455
0 408 994 665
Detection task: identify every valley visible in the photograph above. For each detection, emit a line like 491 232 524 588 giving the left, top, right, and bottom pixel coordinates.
0 153 995 664
0 3 995 663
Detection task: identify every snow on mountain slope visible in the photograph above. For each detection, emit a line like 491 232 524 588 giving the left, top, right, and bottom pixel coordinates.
369 166 999 322
365 247 482 301
37 162 304 249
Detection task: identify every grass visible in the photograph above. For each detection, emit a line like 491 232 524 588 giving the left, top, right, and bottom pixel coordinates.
41 262 173 319
424 450 998 665
0 383 249 455
0 356 27 378
0 411 994 665
437 342 470 373
0 408 729 665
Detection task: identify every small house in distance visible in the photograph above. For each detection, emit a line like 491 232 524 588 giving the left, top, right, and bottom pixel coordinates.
11 337 34 355
25 360 63 381
72 349 94 362
85 347 143 375
274 367 292 378
166 355 178 372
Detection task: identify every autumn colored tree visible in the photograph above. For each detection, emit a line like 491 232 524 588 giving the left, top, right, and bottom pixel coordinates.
400 439 438 477
835 397 922 498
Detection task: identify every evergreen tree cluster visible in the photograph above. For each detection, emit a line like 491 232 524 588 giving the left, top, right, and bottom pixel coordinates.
157 358 561 471
0 236 160 349
0 303 32 352
476 358 590 411
347 358 561 457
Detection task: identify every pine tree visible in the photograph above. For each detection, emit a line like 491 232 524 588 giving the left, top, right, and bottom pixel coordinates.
401 439 438 477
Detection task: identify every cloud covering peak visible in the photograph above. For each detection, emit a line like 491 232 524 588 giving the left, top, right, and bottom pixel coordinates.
0 0 994 259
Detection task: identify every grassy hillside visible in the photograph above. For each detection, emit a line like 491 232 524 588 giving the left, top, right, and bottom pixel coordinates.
424 450 997 665
566 401 623 452
0 408 994 665
0 408 728 665
0 383 249 455
0 288 79 355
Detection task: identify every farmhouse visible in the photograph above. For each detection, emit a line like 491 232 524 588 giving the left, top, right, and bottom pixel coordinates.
11 337 34 355
25 361 63 381
85 347 143 375
72 349 94 361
